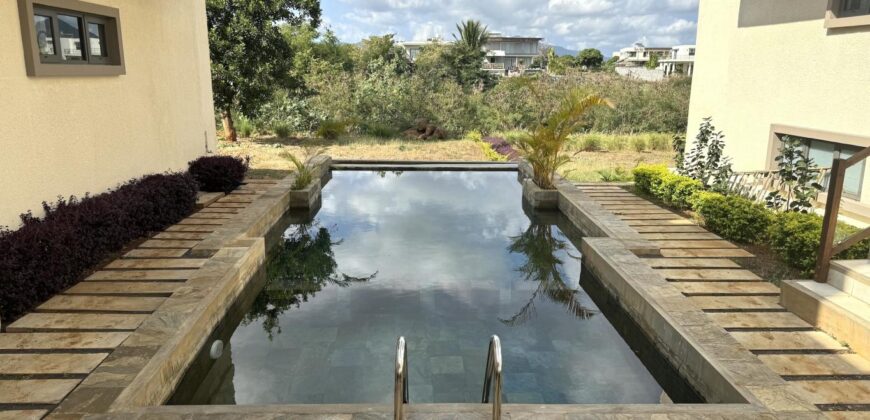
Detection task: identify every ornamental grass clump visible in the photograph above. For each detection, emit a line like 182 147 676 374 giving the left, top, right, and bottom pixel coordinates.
284 146 327 190
517 89 613 189
0 172 198 322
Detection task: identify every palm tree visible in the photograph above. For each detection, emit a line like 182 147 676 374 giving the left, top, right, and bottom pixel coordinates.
454 19 490 51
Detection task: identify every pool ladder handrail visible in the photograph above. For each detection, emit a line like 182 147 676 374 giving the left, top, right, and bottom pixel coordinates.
394 336 409 420
481 335 503 420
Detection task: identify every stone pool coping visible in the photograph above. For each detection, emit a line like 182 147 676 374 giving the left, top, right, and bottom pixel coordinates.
66 161 823 418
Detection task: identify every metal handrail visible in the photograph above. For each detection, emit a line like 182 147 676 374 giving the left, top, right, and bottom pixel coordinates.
481 335 503 420
815 144 870 282
394 336 409 420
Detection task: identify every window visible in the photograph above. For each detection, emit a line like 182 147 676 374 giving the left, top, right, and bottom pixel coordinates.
826 0 870 28
689 48 696 56
19 0 125 76
796 136 866 200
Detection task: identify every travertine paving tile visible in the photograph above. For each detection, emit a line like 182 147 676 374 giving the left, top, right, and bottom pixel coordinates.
652 240 738 249
188 213 234 219
644 258 742 268
620 214 685 220
655 268 762 281
0 353 107 375
208 202 247 208
153 232 211 240
0 379 80 404
38 295 165 312
661 248 755 258
176 218 225 226
672 281 780 295
87 269 196 281
688 295 782 310
7 313 148 332
0 332 130 350
626 219 697 226
165 225 217 232
594 199 649 204
707 312 812 329
217 196 254 203
759 354 870 376
639 232 721 240
139 239 200 249
789 380 870 405
632 225 709 233
0 410 48 420
124 248 188 258
610 209 676 214
105 259 206 269
197 208 239 214
65 281 181 295
731 331 848 351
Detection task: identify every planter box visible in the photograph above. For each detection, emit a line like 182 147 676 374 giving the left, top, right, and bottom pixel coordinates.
288 179 322 209
522 179 559 210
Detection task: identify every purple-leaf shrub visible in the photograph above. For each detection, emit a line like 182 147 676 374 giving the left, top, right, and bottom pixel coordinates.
483 137 520 160
188 155 249 194
0 172 197 322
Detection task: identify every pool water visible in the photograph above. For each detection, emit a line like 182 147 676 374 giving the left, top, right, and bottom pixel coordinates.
173 170 699 405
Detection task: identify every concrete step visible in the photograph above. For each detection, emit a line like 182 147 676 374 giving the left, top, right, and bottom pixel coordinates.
782 280 870 359
829 260 870 304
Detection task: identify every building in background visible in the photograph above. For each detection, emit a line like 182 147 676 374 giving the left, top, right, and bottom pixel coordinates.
399 33 543 76
1 0 216 227
613 43 671 67
660 45 696 76
612 42 695 81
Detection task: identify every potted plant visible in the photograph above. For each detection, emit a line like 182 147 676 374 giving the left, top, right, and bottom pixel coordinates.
517 89 613 209
284 146 328 209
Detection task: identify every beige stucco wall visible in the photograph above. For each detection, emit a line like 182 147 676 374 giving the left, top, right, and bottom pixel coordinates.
688 0 870 201
0 0 216 228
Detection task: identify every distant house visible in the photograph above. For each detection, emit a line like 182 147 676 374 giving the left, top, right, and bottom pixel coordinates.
660 45 696 76
2 0 216 227
613 43 671 67
688 0 870 211
399 33 544 76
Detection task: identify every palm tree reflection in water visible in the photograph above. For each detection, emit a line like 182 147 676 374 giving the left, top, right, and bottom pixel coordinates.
245 223 377 339
501 222 596 326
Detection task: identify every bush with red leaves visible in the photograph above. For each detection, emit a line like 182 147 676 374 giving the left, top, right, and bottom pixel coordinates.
188 155 249 193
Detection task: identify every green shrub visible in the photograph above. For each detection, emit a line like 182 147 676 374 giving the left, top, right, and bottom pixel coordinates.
363 122 398 138
465 130 483 143
580 134 604 152
669 177 704 209
478 142 508 162
632 164 670 195
273 124 291 139
648 133 670 151
604 135 628 151
693 193 772 244
316 119 347 140
631 136 647 152
238 116 254 138
597 167 632 182
767 212 870 277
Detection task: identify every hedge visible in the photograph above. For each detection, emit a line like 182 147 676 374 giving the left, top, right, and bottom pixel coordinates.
188 155 249 194
692 191 772 244
632 164 670 195
767 212 870 277
0 172 198 322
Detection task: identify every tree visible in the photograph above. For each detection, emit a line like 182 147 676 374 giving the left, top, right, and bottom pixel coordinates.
454 19 490 51
577 48 604 69
765 135 823 213
646 52 660 69
207 0 321 142
355 34 410 74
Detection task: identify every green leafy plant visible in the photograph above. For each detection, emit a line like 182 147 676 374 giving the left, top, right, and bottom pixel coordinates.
517 90 614 189
579 134 603 152
765 135 823 213
692 192 772 244
682 117 732 191
631 137 647 152
768 212 870 277
315 119 347 140
646 53 660 70
273 123 292 139
465 130 483 143
632 164 670 195
283 146 326 190
672 133 686 172
597 167 632 182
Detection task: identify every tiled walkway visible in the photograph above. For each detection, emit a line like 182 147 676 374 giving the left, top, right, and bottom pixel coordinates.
576 184 870 419
0 179 277 419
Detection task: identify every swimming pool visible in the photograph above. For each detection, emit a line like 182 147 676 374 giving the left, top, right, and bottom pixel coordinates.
171 170 701 405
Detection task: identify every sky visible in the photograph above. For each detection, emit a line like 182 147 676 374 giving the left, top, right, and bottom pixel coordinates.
320 0 700 56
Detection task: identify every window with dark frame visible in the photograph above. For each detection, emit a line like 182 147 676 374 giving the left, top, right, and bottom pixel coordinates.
787 135 867 200
19 0 124 76
840 0 870 16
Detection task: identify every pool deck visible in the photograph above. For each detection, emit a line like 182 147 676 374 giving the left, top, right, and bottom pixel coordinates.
573 183 870 419
1 162 867 419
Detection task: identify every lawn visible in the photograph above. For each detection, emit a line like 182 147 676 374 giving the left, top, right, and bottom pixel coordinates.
220 133 675 182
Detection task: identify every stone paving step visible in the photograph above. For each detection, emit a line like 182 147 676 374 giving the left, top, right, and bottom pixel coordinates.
124 248 188 259
619 214 684 220
706 312 813 330
644 258 742 268
655 268 762 281
660 248 755 258
594 199 650 204
218 196 255 203
731 331 849 352
672 282 780 295
639 233 721 240
790 380 870 405
688 295 783 310
37 295 165 313
7 313 148 332
188 213 234 220
824 410 870 419
86 269 197 281
631 225 709 233
609 209 675 215
0 332 130 351
652 240 738 249
230 190 258 195
758 354 870 376
207 202 247 208
177 218 225 226
0 353 107 375
0 379 80 404
0 410 49 420
153 232 211 240
626 219 697 226
139 239 200 249
197 208 239 214
165 225 218 232
65 282 182 295
599 204 662 209
105 259 207 270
